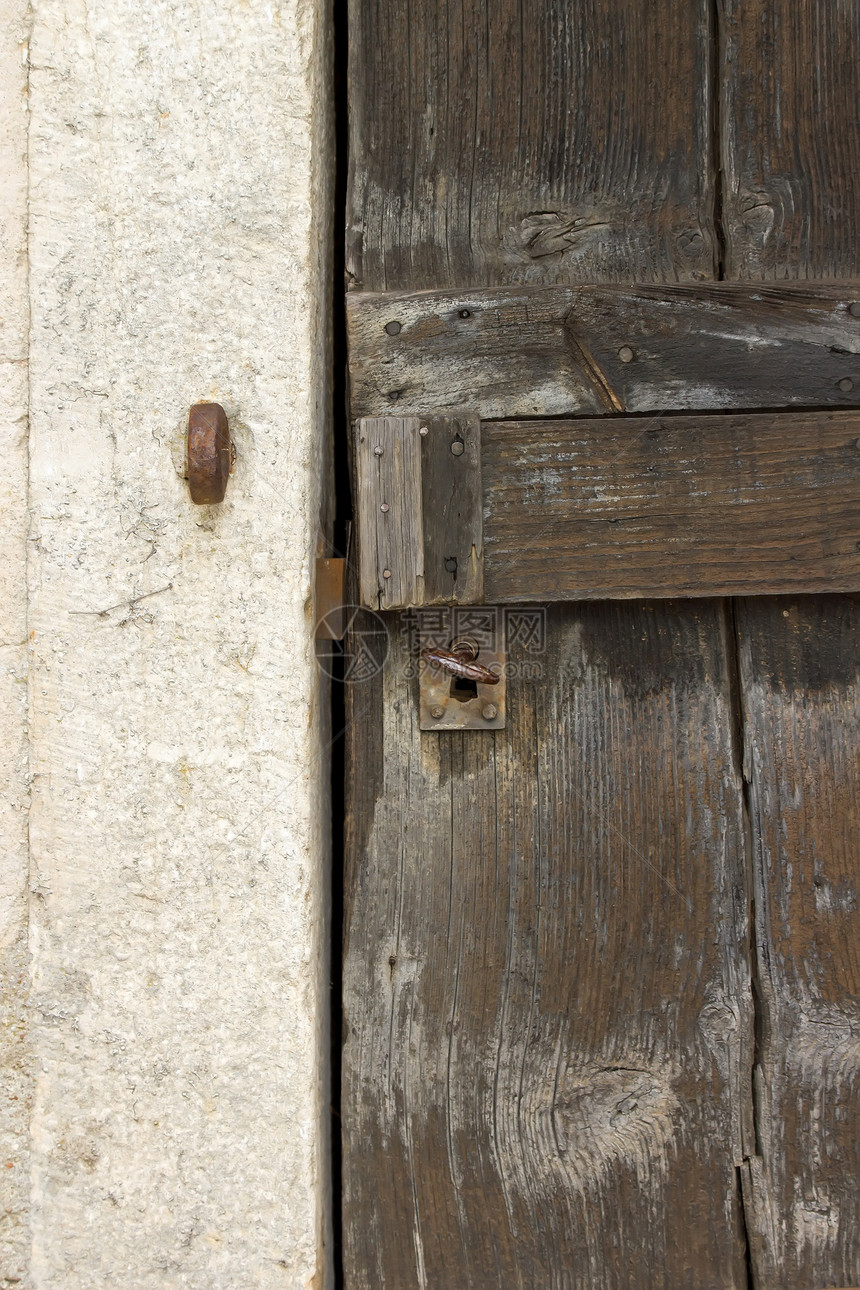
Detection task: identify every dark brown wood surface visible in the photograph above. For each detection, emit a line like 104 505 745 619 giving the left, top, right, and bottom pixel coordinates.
419 412 483 606
347 283 860 421
344 605 752 1289
346 0 716 292
481 410 860 601
343 0 755 1285
721 0 860 279
721 4 860 1285
735 597 860 1289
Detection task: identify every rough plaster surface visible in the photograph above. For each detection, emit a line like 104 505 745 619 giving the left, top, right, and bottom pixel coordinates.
0 2 32 1284
23 2 333 1285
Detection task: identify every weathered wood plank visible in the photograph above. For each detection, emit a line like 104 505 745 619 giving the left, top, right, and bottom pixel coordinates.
736 597 860 1289
722 6 860 1282
347 283 860 420
355 413 483 609
347 0 717 292
343 604 753 1289
355 416 425 610
345 2 753 1284
721 0 860 280
481 409 860 602
420 412 483 605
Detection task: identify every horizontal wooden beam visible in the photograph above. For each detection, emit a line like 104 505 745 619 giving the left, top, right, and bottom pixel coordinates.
482 409 860 601
347 282 860 420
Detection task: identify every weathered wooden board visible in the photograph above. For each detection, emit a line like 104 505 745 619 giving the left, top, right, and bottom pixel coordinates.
721 4 860 1283
343 604 753 1289
419 412 483 606
347 282 860 420
344 1 754 1284
355 416 425 611
346 0 716 292
721 0 860 280
481 410 860 602
736 597 860 1289
355 413 483 609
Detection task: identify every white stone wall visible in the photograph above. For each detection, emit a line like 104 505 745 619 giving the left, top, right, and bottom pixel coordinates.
2 1 333 1285
0 2 32 1283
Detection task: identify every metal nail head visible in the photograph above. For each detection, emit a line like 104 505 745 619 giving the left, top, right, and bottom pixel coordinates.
618 346 635 363
373 445 384 456
482 704 498 721
849 302 860 317
382 568 392 579
839 377 854 392
431 705 444 720
451 440 465 456
380 503 390 513
419 426 429 436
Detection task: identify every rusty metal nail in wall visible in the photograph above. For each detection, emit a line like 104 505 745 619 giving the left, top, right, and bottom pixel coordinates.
187 402 232 505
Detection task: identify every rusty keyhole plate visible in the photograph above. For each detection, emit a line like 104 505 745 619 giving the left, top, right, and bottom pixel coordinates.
419 637 506 731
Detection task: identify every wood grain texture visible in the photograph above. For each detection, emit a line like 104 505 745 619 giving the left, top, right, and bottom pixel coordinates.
481 410 860 602
736 597 860 1289
347 282 860 420
344 1 755 1284
347 0 717 292
721 0 860 280
420 412 483 605
721 7 860 1284
355 414 483 609
343 604 753 1289
356 416 425 610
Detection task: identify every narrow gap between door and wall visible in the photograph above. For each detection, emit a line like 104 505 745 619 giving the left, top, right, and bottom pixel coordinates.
329 0 352 1284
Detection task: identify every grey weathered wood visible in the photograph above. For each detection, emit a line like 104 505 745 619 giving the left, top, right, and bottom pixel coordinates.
343 604 752 1290
347 282 860 420
355 416 424 610
355 413 483 610
348 287 599 420
346 0 717 292
481 409 860 602
736 597 860 1289
721 0 860 280
420 412 483 605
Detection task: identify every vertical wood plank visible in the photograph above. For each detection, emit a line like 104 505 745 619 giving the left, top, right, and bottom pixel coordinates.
721 0 860 279
343 605 753 1288
356 416 425 610
347 0 717 292
736 597 860 1288
345 0 753 1284
420 412 483 606
722 4 860 1283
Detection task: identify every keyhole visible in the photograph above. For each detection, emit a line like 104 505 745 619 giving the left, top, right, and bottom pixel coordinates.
448 637 480 703
450 675 478 704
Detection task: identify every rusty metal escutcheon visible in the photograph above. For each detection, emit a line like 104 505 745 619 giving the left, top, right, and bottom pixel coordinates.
187 402 233 504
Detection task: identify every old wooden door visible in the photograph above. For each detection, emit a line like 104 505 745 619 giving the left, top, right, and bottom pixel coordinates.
341 2 860 1287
